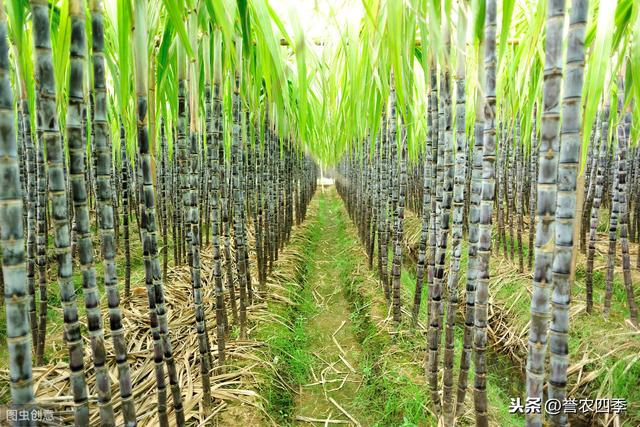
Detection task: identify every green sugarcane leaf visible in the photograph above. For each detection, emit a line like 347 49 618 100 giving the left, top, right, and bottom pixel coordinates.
117 0 132 116
5 0 36 123
498 0 515 63
237 0 251 56
205 0 233 51
612 0 634 52
52 0 71 126
156 19 175 94
161 0 194 58
582 0 617 170
266 2 291 46
472 0 485 43
289 10 308 143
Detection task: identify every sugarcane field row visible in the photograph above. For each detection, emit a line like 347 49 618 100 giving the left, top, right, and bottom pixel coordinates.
0 0 639 426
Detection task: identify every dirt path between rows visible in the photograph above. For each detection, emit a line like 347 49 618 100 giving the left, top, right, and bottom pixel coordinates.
293 191 366 426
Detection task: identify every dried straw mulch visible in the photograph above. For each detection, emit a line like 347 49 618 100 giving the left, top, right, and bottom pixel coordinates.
2 201 320 426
